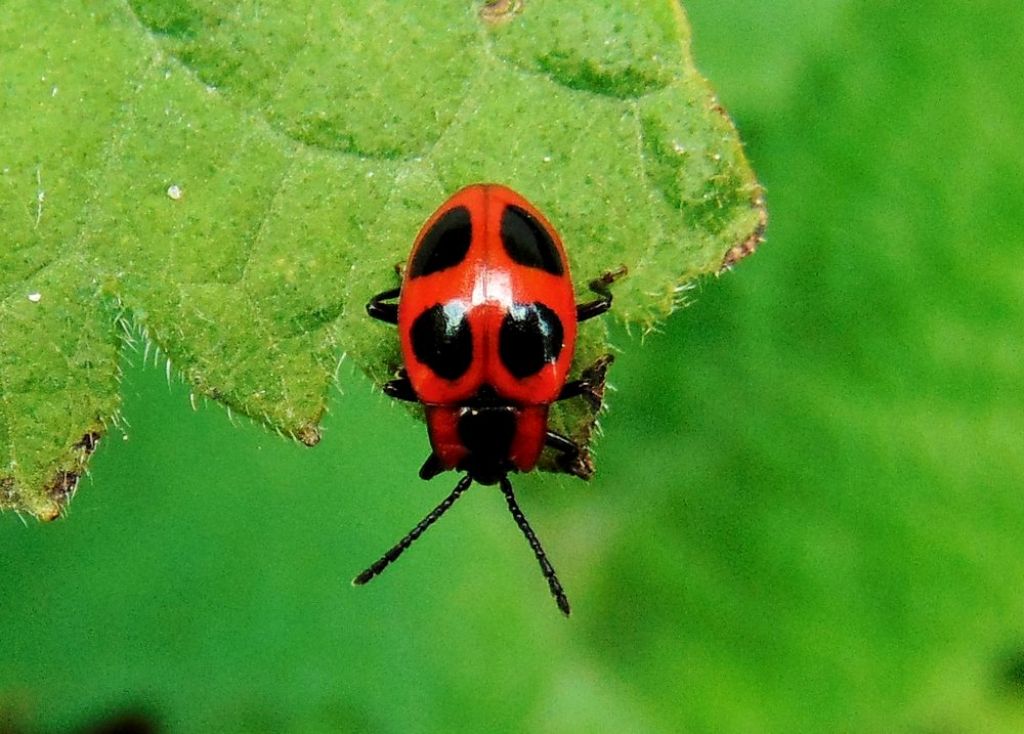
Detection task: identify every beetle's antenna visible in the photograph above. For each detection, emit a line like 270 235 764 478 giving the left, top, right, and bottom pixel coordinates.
499 476 571 616
353 474 473 586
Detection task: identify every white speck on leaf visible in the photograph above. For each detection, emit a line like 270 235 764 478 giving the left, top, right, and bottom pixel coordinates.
167 184 183 200
28 292 42 303
34 167 44 228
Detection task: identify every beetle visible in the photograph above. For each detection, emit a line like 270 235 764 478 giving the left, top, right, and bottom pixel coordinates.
354 183 621 615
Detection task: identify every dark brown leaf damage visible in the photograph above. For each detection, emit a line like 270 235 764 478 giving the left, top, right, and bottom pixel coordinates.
719 192 768 272
480 0 524 25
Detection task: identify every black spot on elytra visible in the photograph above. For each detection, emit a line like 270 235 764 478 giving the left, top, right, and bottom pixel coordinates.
499 302 563 378
409 206 472 278
411 302 472 380
500 204 564 275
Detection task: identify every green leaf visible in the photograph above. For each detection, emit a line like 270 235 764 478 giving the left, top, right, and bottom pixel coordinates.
0 0 764 519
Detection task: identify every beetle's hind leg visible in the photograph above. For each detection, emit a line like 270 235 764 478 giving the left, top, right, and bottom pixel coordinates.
367 287 400 324
576 266 627 322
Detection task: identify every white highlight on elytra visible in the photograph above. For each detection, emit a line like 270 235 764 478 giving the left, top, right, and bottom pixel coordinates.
471 267 513 308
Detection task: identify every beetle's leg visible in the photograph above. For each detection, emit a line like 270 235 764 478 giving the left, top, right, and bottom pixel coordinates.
419 453 446 480
367 287 401 325
576 266 627 322
556 379 601 411
545 430 596 479
545 429 581 467
555 354 615 410
383 373 417 402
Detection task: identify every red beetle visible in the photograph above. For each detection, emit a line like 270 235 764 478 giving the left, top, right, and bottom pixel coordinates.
355 183 621 615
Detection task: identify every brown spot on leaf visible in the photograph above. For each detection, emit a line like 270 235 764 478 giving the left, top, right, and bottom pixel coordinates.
480 0 524 25
46 470 80 512
295 422 322 447
567 453 595 480
0 426 105 519
75 430 102 455
719 191 768 272
0 475 15 505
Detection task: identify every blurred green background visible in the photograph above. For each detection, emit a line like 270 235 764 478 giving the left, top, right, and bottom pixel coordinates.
3 2 1023 732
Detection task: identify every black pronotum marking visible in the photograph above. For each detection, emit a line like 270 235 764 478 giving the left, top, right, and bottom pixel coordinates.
500 204 564 275
499 302 563 378
409 205 473 278
411 302 473 380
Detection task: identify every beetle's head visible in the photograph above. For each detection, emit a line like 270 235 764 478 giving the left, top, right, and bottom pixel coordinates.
457 394 516 485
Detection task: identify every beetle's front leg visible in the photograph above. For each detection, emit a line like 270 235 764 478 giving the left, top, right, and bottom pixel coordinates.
367 287 401 325
575 266 627 322
383 370 417 402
